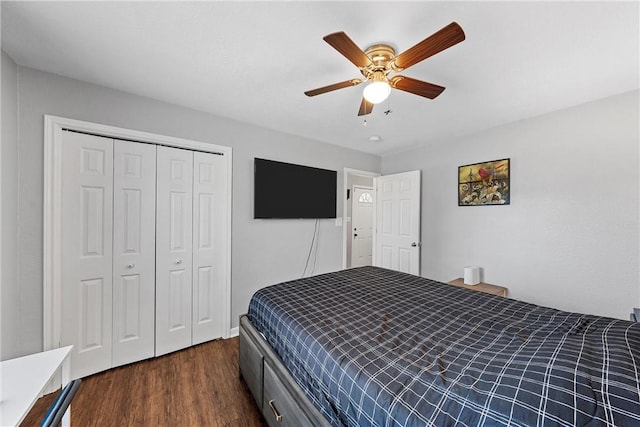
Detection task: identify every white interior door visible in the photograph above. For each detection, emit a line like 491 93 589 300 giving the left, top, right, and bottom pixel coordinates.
60 131 113 379
374 170 421 275
192 152 227 344
351 186 374 267
155 146 193 356
112 141 156 367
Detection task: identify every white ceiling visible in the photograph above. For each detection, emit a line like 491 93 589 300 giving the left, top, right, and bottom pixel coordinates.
2 1 638 156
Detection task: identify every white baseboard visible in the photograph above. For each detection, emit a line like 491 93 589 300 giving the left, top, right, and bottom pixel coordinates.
228 327 239 338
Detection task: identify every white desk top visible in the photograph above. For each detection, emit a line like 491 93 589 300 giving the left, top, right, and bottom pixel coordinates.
0 346 73 426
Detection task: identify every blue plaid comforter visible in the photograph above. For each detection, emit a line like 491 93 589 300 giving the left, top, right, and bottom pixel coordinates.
247 267 640 426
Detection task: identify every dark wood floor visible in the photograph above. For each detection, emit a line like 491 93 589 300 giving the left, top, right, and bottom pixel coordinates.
20 337 267 426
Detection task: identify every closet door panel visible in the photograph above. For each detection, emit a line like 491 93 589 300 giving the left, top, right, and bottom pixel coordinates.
156 146 193 356
60 131 113 380
112 141 156 366
192 152 227 344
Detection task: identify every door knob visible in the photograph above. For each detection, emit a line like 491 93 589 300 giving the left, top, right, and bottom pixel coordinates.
126 263 135 269
411 242 418 247
176 259 182 265
354 233 358 238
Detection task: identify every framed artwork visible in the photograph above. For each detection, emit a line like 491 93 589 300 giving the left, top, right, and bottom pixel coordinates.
458 158 510 206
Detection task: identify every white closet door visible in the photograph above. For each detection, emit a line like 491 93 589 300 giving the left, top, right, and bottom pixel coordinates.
192 152 227 344
60 131 113 379
112 141 156 366
155 146 193 356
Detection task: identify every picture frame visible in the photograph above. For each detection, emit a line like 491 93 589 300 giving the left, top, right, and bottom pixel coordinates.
458 158 510 206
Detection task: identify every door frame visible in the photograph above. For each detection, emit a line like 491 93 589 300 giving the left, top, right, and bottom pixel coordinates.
43 115 233 351
342 168 380 269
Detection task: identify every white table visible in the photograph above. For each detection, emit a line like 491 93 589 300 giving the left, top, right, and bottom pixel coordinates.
0 346 73 426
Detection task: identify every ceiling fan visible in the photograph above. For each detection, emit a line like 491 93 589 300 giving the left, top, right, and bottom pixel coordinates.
304 22 465 116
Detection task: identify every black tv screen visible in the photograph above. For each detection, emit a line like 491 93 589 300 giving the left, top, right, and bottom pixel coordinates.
254 158 337 219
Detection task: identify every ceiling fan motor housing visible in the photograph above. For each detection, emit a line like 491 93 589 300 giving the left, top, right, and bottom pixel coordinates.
360 44 397 81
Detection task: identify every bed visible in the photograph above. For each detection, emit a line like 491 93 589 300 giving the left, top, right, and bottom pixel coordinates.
239 266 640 426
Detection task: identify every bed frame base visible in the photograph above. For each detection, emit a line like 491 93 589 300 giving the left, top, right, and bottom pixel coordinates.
239 315 331 427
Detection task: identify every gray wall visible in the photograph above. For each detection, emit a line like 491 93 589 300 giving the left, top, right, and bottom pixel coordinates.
1 50 19 360
9 64 380 356
383 90 640 320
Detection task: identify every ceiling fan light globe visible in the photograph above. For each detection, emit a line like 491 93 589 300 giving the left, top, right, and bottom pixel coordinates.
363 81 391 104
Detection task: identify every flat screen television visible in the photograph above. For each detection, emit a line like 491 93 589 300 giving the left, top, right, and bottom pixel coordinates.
254 158 337 219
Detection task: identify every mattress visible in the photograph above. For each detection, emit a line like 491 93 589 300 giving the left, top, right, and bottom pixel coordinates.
247 266 640 426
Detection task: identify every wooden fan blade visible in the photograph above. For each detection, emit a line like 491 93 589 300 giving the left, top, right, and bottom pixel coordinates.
304 79 363 97
323 32 372 68
390 76 445 99
358 98 374 116
393 22 465 70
